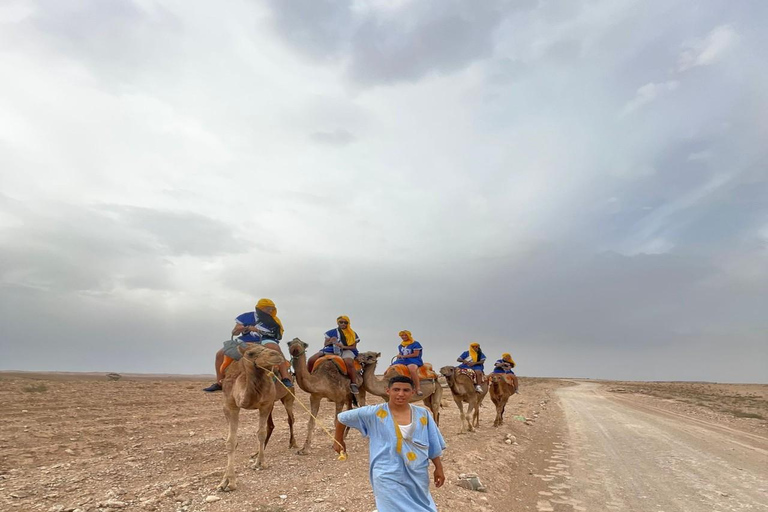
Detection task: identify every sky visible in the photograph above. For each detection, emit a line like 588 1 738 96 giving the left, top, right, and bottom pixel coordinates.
1 0 766 383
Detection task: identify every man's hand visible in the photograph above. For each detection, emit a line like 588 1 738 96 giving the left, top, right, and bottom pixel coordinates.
434 466 445 487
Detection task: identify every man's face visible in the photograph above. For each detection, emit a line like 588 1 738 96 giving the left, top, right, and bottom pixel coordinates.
337 319 349 328
260 306 276 315
386 382 414 405
399 333 409 341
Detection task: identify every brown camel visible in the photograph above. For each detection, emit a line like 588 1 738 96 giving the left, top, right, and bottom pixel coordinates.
218 344 286 491
357 351 442 424
287 338 359 455
439 366 488 433
487 373 516 427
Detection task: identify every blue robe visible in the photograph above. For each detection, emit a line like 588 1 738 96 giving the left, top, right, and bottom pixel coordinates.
338 403 445 512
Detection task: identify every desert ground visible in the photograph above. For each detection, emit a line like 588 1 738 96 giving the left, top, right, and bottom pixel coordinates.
1 372 766 512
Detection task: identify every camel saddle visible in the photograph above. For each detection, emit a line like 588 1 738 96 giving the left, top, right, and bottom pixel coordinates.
456 367 479 379
385 362 438 381
313 354 362 375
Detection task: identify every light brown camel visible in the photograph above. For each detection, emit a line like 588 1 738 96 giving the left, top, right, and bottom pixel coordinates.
357 351 442 424
218 344 286 491
487 373 516 427
439 366 488 433
287 338 358 455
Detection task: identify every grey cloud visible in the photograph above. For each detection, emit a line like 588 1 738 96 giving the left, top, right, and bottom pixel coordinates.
347 3 504 85
266 0 517 85
28 0 184 84
310 129 356 146
0 200 244 293
102 205 248 257
266 0 355 59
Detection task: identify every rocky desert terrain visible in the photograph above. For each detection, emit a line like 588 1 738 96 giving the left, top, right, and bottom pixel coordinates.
1 372 765 512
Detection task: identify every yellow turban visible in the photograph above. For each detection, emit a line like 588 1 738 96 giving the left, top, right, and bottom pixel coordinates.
502 353 515 367
398 330 415 346
337 315 358 347
469 343 481 362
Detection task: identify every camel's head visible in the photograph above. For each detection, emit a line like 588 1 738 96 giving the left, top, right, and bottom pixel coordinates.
488 373 504 383
439 366 456 379
288 337 309 357
357 351 381 367
239 344 284 368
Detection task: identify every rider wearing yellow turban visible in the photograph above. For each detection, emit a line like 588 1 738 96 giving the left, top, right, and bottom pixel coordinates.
204 298 292 392
307 315 362 394
394 330 424 395
492 352 519 393
457 342 486 393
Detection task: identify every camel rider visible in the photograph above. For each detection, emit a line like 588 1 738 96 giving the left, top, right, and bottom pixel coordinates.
394 330 424 396
203 299 293 392
492 353 515 374
457 342 486 393
493 353 519 393
306 315 362 394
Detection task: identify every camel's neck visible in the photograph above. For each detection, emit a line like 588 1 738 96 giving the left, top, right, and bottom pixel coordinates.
361 360 388 397
447 373 470 395
290 350 320 392
239 358 270 407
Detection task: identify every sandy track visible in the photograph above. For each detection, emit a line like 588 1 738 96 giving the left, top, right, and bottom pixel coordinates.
550 382 768 512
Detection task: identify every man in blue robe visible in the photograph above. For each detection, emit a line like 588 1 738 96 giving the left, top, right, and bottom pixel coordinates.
334 376 446 512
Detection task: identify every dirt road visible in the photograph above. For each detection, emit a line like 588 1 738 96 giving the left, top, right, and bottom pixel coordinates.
545 382 768 512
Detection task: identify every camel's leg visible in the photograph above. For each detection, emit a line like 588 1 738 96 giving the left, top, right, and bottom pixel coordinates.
473 399 481 428
424 395 439 426
283 395 297 448
358 387 367 407
465 398 477 432
454 396 468 434
491 394 501 427
253 405 272 470
264 411 275 448
433 385 442 426
298 394 321 455
218 405 240 492
499 397 508 425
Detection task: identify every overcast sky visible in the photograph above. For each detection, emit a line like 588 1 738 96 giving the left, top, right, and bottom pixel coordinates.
1 0 766 383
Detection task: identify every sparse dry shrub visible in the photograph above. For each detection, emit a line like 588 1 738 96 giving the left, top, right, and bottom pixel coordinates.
22 383 48 393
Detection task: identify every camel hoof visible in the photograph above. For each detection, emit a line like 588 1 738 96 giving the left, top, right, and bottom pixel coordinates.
289 440 298 448
297 449 309 456
218 478 236 492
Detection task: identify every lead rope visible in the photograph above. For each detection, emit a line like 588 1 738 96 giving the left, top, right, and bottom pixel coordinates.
256 357 348 461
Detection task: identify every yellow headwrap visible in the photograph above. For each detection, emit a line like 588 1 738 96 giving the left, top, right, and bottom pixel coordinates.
502 353 515 367
255 298 284 336
337 315 357 347
469 342 481 362
398 330 415 346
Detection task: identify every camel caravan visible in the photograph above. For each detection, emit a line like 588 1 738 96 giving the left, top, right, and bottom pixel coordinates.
205 301 520 492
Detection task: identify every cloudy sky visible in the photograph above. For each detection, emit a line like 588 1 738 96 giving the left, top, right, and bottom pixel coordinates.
1 0 766 383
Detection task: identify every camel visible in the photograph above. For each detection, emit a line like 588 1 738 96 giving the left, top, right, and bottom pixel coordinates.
439 366 488 433
218 344 287 492
487 373 516 427
357 351 442 424
287 338 359 455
